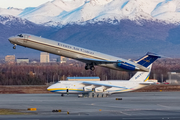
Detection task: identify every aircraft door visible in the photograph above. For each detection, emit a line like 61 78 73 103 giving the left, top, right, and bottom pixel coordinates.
66 89 69 94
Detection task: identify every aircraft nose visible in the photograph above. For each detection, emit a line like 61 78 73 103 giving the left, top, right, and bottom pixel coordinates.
47 83 60 92
47 84 55 91
47 86 52 91
8 37 16 43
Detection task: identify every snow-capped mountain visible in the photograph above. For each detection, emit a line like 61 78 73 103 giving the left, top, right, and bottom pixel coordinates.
0 15 30 26
18 0 86 25
1 0 180 26
0 7 22 16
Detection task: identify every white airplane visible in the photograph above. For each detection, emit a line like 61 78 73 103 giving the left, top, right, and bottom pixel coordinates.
47 60 158 97
8 34 160 72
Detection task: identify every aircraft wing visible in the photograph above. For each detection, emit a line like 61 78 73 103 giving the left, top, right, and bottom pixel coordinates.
77 58 123 65
77 58 150 72
82 81 126 89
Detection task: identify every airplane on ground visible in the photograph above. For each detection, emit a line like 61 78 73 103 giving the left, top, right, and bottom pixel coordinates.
8 34 159 72
47 53 160 97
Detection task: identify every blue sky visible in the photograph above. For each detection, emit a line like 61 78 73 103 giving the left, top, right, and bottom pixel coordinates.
0 0 52 9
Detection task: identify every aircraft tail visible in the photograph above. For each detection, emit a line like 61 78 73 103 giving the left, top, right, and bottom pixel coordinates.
130 52 161 82
135 52 161 67
129 64 151 82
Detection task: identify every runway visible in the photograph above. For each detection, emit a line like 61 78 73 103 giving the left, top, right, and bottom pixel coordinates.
0 92 180 120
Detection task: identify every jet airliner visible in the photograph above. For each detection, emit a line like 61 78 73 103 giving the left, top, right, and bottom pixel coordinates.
8 34 159 72
47 62 157 97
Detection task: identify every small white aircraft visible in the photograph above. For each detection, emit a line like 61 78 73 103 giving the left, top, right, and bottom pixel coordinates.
8 34 159 72
47 52 160 97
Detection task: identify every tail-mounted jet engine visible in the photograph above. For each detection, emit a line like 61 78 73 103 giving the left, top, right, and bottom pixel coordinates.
117 60 136 71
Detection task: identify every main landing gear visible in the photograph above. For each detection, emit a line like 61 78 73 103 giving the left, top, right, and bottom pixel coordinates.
61 94 64 97
13 44 17 49
85 63 95 71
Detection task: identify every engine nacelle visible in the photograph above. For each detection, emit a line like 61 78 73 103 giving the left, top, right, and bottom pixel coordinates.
117 60 136 71
95 87 104 93
83 86 93 92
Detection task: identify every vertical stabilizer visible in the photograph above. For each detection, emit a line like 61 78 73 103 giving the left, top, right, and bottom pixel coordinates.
129 64 152 82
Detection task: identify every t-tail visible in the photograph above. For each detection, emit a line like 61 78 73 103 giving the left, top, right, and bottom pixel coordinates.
130 52 161 83
135 52 161 68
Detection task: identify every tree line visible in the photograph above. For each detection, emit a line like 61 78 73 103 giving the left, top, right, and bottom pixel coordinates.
0 59 179 85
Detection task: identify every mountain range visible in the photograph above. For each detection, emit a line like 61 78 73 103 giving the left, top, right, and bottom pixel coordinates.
1 0 180 26
0 0 180 59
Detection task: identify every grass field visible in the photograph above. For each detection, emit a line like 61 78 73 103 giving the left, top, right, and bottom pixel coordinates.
0 109 35 115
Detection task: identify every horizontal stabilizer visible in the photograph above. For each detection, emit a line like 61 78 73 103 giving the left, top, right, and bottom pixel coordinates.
139 82 156 85
135 52 161 67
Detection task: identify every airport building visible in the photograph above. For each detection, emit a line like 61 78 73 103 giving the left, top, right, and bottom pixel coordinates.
57 57 61 63
66 77 100 81
31 61 38 63
166 72 180 84
57 56 67 63
40 52 49 63
61 56 66 63
148 79 158 83
16 58 29 63
5 55 15 63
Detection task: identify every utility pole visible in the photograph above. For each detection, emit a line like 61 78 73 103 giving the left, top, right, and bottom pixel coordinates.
46 73 48 85
169 72 171 84
53 75 54 83
153 74 156 79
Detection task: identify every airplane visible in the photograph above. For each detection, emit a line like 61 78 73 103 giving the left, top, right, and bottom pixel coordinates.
9 33 158 72
47 53 160 97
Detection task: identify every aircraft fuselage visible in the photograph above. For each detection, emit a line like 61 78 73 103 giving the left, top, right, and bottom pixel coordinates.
8 34 149 72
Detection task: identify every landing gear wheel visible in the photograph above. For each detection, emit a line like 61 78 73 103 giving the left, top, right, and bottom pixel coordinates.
61 94 64 97
13 44 17 49
85 66 89 70
85 64 95 71
90 66 95 71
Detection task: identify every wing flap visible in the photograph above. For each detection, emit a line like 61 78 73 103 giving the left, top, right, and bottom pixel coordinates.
76 58 123 65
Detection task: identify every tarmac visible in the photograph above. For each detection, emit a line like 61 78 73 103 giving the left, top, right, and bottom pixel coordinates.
0 92 180 120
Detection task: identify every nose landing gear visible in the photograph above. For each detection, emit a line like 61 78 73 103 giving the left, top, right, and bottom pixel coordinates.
13 44 17 49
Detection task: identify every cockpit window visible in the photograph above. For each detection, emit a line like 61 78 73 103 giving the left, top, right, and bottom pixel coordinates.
17 34 23 37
